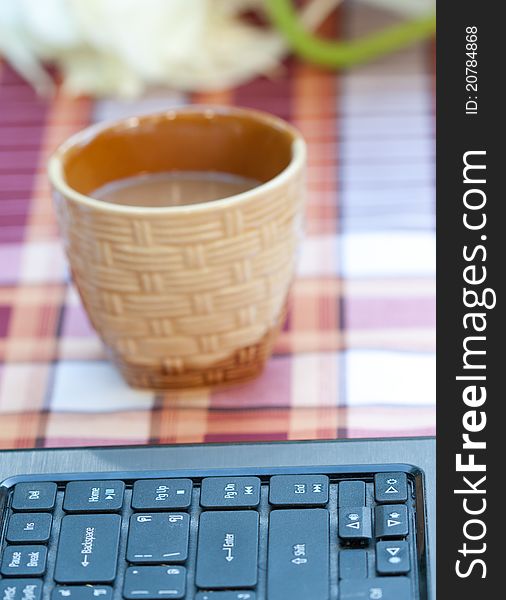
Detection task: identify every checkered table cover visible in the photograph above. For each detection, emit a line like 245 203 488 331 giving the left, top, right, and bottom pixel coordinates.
0 4 435 449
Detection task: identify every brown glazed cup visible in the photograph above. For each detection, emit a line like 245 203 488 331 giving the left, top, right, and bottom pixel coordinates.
49 106 306 389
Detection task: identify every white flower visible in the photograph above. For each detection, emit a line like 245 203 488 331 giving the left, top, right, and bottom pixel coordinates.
0 0 434 98
0 0 285 96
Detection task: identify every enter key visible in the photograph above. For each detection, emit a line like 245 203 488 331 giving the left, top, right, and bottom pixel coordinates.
196 511 259 589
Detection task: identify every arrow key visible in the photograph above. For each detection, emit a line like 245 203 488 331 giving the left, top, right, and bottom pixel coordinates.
338 507 372 542
374 473 408 504
376 541 410 574
375 504 408 538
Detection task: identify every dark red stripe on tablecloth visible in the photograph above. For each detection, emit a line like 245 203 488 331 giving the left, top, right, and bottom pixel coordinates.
0 65 50 243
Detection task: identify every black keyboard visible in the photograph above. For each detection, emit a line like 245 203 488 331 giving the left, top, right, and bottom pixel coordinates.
0 466 428 600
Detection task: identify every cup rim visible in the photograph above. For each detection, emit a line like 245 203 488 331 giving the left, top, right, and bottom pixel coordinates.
48 105 306 215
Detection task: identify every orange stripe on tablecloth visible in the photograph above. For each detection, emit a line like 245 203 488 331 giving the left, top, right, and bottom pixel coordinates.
0 338 57 362
288 282 341 332
4 89 93 446
0 326 435 364
51 325 436 365
200 408 342 442
27 88 92 242
0 285 65 304
5 91 92 373
156 389 212 409
0 276 436 305
6 283 105 362
290 277 435 299
277 326 435 354
286 407 341 440
0 414 49 449
44 411 153 443
205 409 292 441
150 395 210 444
289 10 341 431
275 329 344 354
290 353 341 409
292 20 340 236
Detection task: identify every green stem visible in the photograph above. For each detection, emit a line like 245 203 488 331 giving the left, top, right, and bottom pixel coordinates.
265 0 436 68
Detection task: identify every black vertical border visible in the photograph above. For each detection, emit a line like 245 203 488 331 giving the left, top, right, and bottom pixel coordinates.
437 2 501 597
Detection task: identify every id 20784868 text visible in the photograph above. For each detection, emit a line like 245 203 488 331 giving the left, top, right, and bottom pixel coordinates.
465 26 479 115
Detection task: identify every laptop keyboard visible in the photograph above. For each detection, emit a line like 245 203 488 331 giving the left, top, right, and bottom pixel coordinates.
0 468 427 600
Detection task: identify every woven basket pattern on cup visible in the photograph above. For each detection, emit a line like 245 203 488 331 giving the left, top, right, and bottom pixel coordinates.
54 172 304 388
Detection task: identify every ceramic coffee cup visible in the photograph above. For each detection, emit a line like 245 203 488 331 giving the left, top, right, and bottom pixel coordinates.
49 106 306 389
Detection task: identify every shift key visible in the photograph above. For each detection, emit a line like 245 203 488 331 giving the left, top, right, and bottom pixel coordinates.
268 509 329 600
55 514 121 583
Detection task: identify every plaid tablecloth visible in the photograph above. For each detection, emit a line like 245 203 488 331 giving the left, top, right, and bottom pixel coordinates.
0 4 435 449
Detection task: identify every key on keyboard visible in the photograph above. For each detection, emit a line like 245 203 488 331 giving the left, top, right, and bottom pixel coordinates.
0 579 44 600
63 481 125 513
127 513 189 563
123 566 186 599
0 469 425 599
196 511 259 589
52 586 113 600
132 480 192 511
267 509 329 600
339 549 368 579
340 576 412 600
12 483 57 512
1 545 47 577
6 513 52 544
54 514 121 583
338 507 372 542
200 477 260 508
